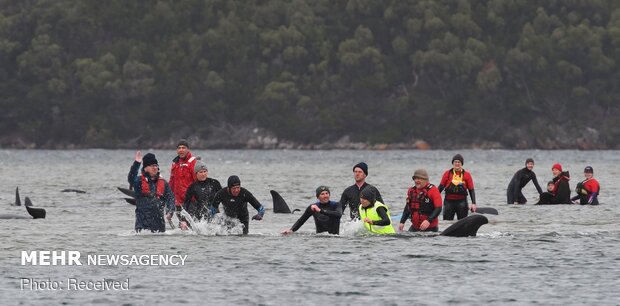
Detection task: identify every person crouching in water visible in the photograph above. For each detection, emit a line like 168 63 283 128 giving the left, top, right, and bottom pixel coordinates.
536 181 555 204
398 169 442 232
571 166 600 205
537 164 571 204
127 151 175 233
210 175 265 235
281 186 342 235
359 188 395 234
182 161 222 225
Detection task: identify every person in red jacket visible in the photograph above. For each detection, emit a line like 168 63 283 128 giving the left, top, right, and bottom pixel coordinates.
169 139 198 210
399 169 443 232
438 154 476 220
571 166 600 205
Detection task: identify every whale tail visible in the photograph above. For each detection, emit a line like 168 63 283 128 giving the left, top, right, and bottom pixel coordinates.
440 214 488 237
24 197 46 219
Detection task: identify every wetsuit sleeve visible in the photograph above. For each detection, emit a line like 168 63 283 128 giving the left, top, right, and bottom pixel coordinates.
466 172 476 203
372 206 391 226
339 191 349 217
183 184 196 211
426 188 443 223
531 173 543 194
438 171 449 193
128 161 141 187
320 202 342 218
511 172 522 200
399 205 411 225
290 206 313 232
163 182 175 214
570 195 579 202
469 189 476 204
244 190 265 215
210 189 223 213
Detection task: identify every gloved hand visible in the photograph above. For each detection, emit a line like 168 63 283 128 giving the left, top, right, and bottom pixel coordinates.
252 213 263 221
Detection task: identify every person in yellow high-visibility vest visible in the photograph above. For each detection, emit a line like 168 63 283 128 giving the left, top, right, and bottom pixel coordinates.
358 187 396 234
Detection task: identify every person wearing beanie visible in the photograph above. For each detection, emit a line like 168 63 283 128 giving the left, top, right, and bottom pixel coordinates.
282 186 343 235
399 169 443 232
537 181 556 204
438 154 476 220
127 151 175 233
571 166 600 205
339 162 383 220
358 187 395 234
169 139 198 210
210 175 266 234
182 160 222 223
546 163 571 204
506 158 543 204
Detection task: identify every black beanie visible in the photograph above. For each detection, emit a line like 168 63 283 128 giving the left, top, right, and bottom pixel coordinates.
525 158 534 165
316 186 330 197
142 153 158 168
452 154 464 164
177 139 190 148
353 162 369 176
227 175 241 188
360 187 376 203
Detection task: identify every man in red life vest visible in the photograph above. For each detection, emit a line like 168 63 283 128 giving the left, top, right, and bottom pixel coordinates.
399 169 443 232
169 139 198 209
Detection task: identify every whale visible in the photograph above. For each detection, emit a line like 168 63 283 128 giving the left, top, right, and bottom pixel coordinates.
440 214 488 237
270 190 301 213
1 194 46 219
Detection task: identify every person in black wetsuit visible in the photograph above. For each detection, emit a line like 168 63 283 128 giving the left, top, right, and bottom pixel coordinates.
339 162 383 220
507 158 543 204
210 175 265 234
182 161 222 222
281 186 343 235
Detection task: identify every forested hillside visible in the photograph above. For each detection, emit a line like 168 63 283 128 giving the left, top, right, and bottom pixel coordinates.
1 0 619 149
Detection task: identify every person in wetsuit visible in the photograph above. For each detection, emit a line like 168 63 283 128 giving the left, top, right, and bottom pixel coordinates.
339 162 383 220
281 186 343 235
438 154 476 220
359 187 395 234
571 166 600 205
210 175 265 234
399 169 443 232
507 158 543 204
182 161 222 222
538 163 571 204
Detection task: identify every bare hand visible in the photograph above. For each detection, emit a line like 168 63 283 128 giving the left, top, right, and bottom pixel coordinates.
363 217 373 224
135 151 142 163
165 212 173 221
310 204 321 212
470 203 477 212
398 223 405 231
420 220 430 230
281 229 293 235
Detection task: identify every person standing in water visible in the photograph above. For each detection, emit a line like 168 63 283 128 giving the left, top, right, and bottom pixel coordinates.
183 160 222 221
399 169 443 232
358 188 395 235
128 151 175 233
507 158 543 204
281 186 342 235
210 175 265 235
438 154 476 220
571 166 600 205
339 162 383 220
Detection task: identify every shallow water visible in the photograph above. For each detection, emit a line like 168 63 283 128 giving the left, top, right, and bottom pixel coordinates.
1 149 618 305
